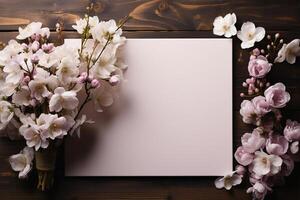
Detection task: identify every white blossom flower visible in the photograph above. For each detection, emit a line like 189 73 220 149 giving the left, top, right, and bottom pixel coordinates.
28 79 51 102
9 147 34 178
237 22 265 49
90 19 122 44
42 114 74 139
7 40 24 55
215 172 242 190
0 49 9 66
17 22 42 40
3 60 24 84
37 50 58 68
0 67 18 97
49 87 79 112
0 82 17 97
90 49 117 79
72 16 99 34
46 75 60 91
52 44 79 62
0 40 23 66
12 86 32 106
56 57 79 84
19 125 48 151
240 100 257 124
275 39 300 64
36 113 56 131
213 13 237 38
252 151 282 176
0 100 14 130
91 83 114 112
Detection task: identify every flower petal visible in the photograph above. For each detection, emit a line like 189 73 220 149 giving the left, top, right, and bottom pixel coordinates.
214 177 225 189
9 154 26 171
18 164 31 179
241 40 255 49
254 27 265 42
213 16 224 27
241 22 256 35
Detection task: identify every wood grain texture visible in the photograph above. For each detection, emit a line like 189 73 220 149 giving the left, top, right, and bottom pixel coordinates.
0 0 300 199
0 0 299 31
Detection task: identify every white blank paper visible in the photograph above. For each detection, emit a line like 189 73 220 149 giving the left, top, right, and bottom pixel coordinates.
65 38 233 176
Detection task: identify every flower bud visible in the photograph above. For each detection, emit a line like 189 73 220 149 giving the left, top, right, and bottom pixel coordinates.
109 75 120 86
21 43 28 51
31 41 40 52
30 54 39 64
236 165 246 175
246 78 251 84
252 48 260 56
42 43 54 52
77 76 86 84
91 79 100 88
248 89 254 95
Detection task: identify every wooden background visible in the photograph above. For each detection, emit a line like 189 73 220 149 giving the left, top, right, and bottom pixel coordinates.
0 0 299 199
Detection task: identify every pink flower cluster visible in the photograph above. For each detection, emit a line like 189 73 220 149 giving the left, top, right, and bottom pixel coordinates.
234 49 299 200
241 49 272 97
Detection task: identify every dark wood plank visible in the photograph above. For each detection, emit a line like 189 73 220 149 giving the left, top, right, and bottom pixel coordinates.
0 0 299 31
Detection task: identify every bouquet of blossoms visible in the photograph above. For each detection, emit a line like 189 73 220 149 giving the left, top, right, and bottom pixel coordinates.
213 13 300 200
0 9 128 190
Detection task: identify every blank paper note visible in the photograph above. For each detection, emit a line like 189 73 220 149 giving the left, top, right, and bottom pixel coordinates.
65 38 233 176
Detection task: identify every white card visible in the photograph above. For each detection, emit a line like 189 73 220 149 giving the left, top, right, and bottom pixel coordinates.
65 38 233 176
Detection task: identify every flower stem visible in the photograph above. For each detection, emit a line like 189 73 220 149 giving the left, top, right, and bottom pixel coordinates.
35 147 57 191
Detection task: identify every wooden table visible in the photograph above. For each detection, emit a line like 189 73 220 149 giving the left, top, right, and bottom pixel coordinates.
0 1 299 199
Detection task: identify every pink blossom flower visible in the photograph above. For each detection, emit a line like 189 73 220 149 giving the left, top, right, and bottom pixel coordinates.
241 129 265 153
290 141 299 154
284 119 300 141
266 135 289 155
248 55 272 78
252 96 271 116
252 151 282 176
240 100 256 124
264 83 290 108
247 181 270 200
234 146 254 166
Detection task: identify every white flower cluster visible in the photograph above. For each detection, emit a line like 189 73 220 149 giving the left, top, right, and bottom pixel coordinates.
0 16 127 178
213 13 265 49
